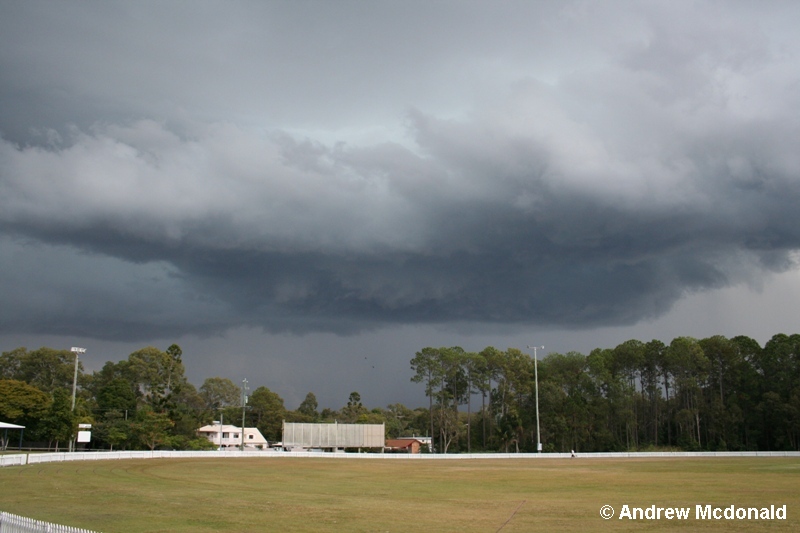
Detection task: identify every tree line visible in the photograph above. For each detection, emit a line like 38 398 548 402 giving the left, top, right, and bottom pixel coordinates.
412 334 800 453
0 345 428 451
2 332 798 453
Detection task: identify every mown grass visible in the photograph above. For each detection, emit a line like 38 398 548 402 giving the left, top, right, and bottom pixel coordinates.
1 456 799 532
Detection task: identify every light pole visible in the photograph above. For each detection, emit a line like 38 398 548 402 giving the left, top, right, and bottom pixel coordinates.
70 347 85 411
527 345 544 453
241 378 249 451
69 347 85 452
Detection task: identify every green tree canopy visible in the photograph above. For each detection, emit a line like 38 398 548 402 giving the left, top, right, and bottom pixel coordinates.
0 379 50 427
297 392 319 420
97 377 138 414
0 347 80 393
36 388 75 450
199 377 241 410
132 406 174 450
127 345 187 411
248 386 286 441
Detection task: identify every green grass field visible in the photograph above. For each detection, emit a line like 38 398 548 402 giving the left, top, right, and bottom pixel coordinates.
1 456 799 532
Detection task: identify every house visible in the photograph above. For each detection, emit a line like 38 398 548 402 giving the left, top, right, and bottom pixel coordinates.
385 438 423 454
396 435 431 451
197 423 269 449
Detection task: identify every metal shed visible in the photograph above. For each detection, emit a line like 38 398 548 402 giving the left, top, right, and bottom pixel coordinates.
0 421 25 451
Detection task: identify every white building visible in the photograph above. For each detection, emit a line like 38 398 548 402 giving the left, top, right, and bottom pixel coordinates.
197 423 269 449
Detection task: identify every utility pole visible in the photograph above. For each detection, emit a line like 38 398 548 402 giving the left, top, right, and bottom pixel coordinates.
219 412 223 450
241 378 249 451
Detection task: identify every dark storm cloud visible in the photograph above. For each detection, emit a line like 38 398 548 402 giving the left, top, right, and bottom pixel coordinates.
1 1 800 341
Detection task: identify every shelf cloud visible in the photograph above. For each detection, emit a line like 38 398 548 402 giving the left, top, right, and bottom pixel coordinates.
1 2 799 404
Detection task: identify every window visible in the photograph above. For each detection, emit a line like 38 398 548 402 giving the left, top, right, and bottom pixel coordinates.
222 432 230 438
249 434 254 439
233 433 239 439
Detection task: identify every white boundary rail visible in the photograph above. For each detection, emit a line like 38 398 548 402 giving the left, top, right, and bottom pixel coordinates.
2 449 800 467
0 511 100 533
0 455 26 467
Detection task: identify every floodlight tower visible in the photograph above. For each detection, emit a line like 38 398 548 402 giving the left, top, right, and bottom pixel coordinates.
69 347 86 452
70 347 85 411
527 345 544 453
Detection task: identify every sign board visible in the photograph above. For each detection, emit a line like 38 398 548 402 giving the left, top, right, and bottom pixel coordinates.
77 431 91 443
78 423 92 429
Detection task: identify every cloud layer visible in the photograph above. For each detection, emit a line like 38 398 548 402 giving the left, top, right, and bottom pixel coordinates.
1 1 800 341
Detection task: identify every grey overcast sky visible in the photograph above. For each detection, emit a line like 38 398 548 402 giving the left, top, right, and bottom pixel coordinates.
2 1 800 409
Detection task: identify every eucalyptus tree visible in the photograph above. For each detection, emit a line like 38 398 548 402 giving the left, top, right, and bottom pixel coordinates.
428 404 460 453
666 337 708 448
495 406 523 453
410 346 476 452
492 348 532 420
127 345 187 412
698 335 743 449
3 347 81 394
612 340 645 449
95 376 137 412
248 386 286 441
89 360 138 398
169 381 206 442
0 347 26 379
199 377 241 411
439 347 469 450
405 333 800 453
477 346 502 448
462 351 484 452
383 403 414 438
731 335 763 448
442 347 468 411
83 362 138 449
37 388 75 451
538 351 595 452
642 340 666 447
297 392 319 421
489 348 533 451
755 334 800 449
410 347 443 450
586 347 628 449
699 335 737 406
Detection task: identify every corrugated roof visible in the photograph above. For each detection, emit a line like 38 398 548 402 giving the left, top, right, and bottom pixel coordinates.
197 424 241 432
385 439 419 448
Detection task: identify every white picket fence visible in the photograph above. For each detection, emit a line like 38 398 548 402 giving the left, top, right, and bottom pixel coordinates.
0 511 100 533
0 455 26 467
